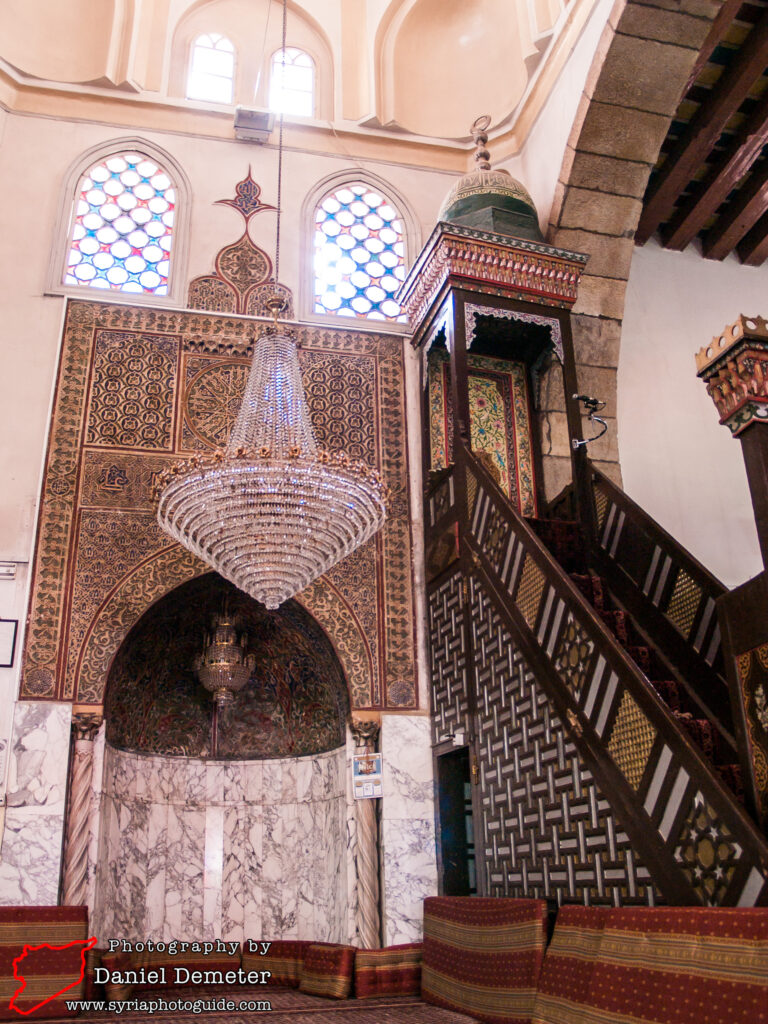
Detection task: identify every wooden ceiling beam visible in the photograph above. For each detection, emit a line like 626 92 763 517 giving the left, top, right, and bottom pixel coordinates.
684 0 751 94
636 9 768 244
736 209 768 264
662 92 768 250
702 159 768 259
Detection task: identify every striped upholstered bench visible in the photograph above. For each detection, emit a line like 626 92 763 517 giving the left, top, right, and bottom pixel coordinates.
421 897 549 1024
531 905 768 1024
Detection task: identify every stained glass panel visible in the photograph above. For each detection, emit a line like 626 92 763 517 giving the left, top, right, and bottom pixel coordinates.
65 152 175 295
313 184 406 322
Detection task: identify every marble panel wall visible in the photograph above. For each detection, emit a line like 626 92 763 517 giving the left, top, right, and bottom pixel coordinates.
0 702 71 904
380 715 438 943
93 745 348 945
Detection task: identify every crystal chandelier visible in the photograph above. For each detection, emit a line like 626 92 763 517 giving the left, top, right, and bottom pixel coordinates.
195 607 255 707
156 322 386 608
155 0 386 608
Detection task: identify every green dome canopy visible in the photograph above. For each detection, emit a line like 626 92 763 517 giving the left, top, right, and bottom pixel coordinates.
439 117 544 243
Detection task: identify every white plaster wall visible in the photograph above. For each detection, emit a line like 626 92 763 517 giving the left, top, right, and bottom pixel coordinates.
619 240 766 588
93 744 348 945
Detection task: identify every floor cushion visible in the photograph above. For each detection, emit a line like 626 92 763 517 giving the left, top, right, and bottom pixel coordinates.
530 905 609 1024
298 944 356 1000
533 905 768 1024
99 952 133 1001
355 943 422 998
100 942 241 999
242 940 312 988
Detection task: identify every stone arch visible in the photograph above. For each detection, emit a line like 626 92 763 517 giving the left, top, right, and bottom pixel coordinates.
545 0 720 482
74 543 375 709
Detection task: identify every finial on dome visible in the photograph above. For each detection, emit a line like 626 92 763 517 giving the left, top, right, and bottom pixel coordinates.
437 114 544 242
471 115 492 171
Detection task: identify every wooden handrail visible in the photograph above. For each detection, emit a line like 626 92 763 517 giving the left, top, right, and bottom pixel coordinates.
589 466 725 597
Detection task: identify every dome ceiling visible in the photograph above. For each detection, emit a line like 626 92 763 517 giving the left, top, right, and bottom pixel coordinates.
2 0 118 85
379 0 535 138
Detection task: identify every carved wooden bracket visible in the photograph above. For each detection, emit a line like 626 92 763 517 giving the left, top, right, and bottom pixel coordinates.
696 315 768 435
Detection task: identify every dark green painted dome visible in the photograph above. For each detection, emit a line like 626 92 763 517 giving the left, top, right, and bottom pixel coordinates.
438 167 544 242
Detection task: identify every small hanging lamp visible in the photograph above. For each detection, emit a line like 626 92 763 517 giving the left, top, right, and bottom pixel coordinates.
195 605 255 707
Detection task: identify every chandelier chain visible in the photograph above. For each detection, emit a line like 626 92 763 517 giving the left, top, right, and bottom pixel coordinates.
274 0 288 290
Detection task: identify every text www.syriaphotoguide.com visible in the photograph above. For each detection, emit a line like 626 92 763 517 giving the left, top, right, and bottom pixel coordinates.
64 998 272 1014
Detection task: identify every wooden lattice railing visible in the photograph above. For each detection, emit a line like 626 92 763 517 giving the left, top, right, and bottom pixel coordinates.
584 466 733 743
428 443 768 906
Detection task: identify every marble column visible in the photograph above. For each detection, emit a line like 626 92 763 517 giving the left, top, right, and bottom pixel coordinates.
62 713 102 906
350 717 380 948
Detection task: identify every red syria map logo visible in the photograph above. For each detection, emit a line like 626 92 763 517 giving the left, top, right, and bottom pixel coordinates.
10 936 97 1015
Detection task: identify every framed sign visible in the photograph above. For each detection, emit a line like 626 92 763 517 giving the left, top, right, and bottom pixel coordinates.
0 620 18 668
353 753 383 799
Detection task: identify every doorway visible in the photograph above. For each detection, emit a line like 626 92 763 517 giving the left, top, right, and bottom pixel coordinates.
436 747 477 896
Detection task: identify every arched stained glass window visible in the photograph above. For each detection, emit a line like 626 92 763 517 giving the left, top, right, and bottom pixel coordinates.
187 33 235 104
269 47 314 117
313 184 407 322
64 152 175 295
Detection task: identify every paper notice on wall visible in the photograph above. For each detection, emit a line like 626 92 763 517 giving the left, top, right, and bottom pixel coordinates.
352 753 382 799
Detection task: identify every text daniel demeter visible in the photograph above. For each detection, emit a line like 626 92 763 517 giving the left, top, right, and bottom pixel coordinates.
96 939 274 987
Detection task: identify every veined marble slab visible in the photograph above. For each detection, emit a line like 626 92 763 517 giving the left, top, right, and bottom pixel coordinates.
380 715 437 943
0 702 71 905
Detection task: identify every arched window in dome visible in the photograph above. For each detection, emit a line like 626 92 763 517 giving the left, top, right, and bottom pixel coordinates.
313 183 407 322
64 151 176 296
186 33 235 104
269 47 314 117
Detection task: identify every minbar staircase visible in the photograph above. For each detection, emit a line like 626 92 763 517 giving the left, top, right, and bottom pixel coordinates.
427 442 768 907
